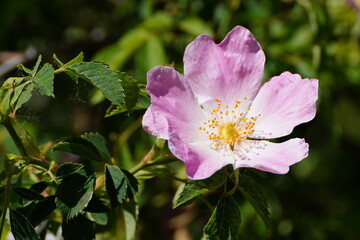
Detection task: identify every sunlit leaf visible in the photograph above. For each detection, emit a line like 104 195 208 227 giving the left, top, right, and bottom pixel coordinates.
30 63 54 97
66 61 124 105
117 72 139 113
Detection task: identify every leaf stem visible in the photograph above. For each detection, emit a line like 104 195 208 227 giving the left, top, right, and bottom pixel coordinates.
2 117 28 157
224 168 240 196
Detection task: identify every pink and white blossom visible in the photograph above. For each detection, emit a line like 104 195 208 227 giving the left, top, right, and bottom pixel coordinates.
143 26 318 180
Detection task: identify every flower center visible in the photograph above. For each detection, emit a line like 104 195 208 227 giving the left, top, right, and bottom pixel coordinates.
198 98 260 151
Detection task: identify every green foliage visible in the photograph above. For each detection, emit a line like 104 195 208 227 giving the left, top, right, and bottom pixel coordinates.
52 133 110 163
173 170 227 208
66 62 124 106
29 63 55 97
238 174 271 229
203 195 241 240
62 214 95 240
105 164 127 208
9 209 40 240
55 164 96 221
12 187 44 201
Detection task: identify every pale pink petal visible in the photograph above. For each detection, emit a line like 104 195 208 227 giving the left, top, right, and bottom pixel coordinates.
168 133 235 180
142 66 207 142
247 72 318 139
183 26 265 105
235 138 309 174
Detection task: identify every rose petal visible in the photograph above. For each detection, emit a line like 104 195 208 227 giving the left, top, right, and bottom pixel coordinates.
168 133 235 180
184 26 265 106
235 138 309 174
247 72 318 139
142 66 206 142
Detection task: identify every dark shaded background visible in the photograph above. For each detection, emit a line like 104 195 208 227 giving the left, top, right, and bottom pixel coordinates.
1 0 360 239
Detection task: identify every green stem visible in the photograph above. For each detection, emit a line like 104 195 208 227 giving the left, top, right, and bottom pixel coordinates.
2 118 28 157
53 67 66 74
130 156 178 174
224 168 239 196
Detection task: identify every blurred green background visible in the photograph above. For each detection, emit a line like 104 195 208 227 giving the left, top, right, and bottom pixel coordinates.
1 0 360 239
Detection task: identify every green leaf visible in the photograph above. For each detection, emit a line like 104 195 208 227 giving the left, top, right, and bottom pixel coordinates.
17 196 56 227
88 212 108 226
84 195 110 213
55 163 84 180
63 52 84 67
53 54 64 67
55 168 96 221
9 209 40 240
105 91 149 117
105 164 127 208
122 169 139 198
122 198 139 240
0 77 23 116
81 132 111 161
32 55 42 76
30 181 49 193
173 170 227 208
62 214 95 240
30 63 54 97
52 138 103 162
117 72 139 113
13 187 44 200
66 62 124 105
203 195 241 240
13 83 34 113
238 174 271 229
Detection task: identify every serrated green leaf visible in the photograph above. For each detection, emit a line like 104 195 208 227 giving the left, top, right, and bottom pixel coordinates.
173 170 227 208
105 165 127 208
238 174 271 229
117 72 139 113
55 163 84 180
17 196 56 227
66 62 124 105
55 168 96 221
30 63 54 97
63 52 84 67
52 138 103 162
123 198 138 240
13 187 44 200
9 209 40 240
105 94 150 117
81 133 111 161
62 214 95 240
203 195 241 240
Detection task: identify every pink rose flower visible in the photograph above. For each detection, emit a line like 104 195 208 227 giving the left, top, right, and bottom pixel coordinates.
143 26 318 180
